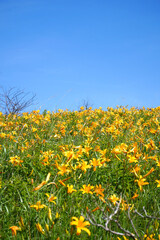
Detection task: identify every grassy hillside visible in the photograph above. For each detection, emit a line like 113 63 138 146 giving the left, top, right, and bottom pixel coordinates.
0 107 160 239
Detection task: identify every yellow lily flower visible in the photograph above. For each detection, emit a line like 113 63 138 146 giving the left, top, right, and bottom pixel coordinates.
30 201 47 211
36 223 45 235
70 216 90 236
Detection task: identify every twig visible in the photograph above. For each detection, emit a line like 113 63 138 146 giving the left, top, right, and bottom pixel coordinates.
134 208 160 220
113 219 136 239
128 207 140 238
104 197 122 229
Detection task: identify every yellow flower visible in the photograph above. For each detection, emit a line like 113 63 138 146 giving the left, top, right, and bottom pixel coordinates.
56 212 60 219
90 158 102 171
121 200 133 211
0 132 6 138
36 223 45 235
98 148 107 157
82 145 92 156
48 208 54 224
45 224 49 232
117 237 130 240
155 180 160 187
131 192 139 200
32 127 37 132
91 206 100 212
59 180 66 186
127 155 138 163
99 196 106 203
78 160 91 173
9 226 20 236
70 216 91 236
45 193 57 204
134 168 154 191
123 237 129 240
80 106 84 110
67 184 76 194
9 156 23 166
108 194 119 205
63 150 75 162
33 173 51 191
56 163 71 175
80 184 94 194
18 216 24 228
41 156 49 165
94 184 104 197
33 181 46 191
143 233 156 240
112 146 122 154
143 167 154 178
135 176 149 191
156 160 160 167
131 165 141 174
30 201 47 211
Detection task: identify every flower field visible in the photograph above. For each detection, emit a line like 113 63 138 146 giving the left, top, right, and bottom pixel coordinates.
0 106 160 239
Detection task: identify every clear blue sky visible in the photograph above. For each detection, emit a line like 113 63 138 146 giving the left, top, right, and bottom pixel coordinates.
0 0 160 112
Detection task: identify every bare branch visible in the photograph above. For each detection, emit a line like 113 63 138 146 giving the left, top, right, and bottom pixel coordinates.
127 207 140 239
104 197 122 229
0 87 36 114
84 197 137 240
134 207 160 220
83 190 160 240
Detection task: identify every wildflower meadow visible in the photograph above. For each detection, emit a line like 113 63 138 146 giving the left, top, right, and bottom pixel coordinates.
0 106 160 239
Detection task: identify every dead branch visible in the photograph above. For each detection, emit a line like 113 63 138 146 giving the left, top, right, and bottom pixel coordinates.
0 87 36 114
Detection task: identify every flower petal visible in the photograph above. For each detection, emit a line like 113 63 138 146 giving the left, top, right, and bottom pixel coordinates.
82 227 91 236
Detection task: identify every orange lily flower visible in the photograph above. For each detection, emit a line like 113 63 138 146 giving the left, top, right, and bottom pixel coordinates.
9 226 20 236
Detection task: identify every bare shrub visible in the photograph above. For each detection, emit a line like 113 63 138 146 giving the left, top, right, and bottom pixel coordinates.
0 87 36 114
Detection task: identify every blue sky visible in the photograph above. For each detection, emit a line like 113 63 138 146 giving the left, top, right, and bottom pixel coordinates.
0 0 160 112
